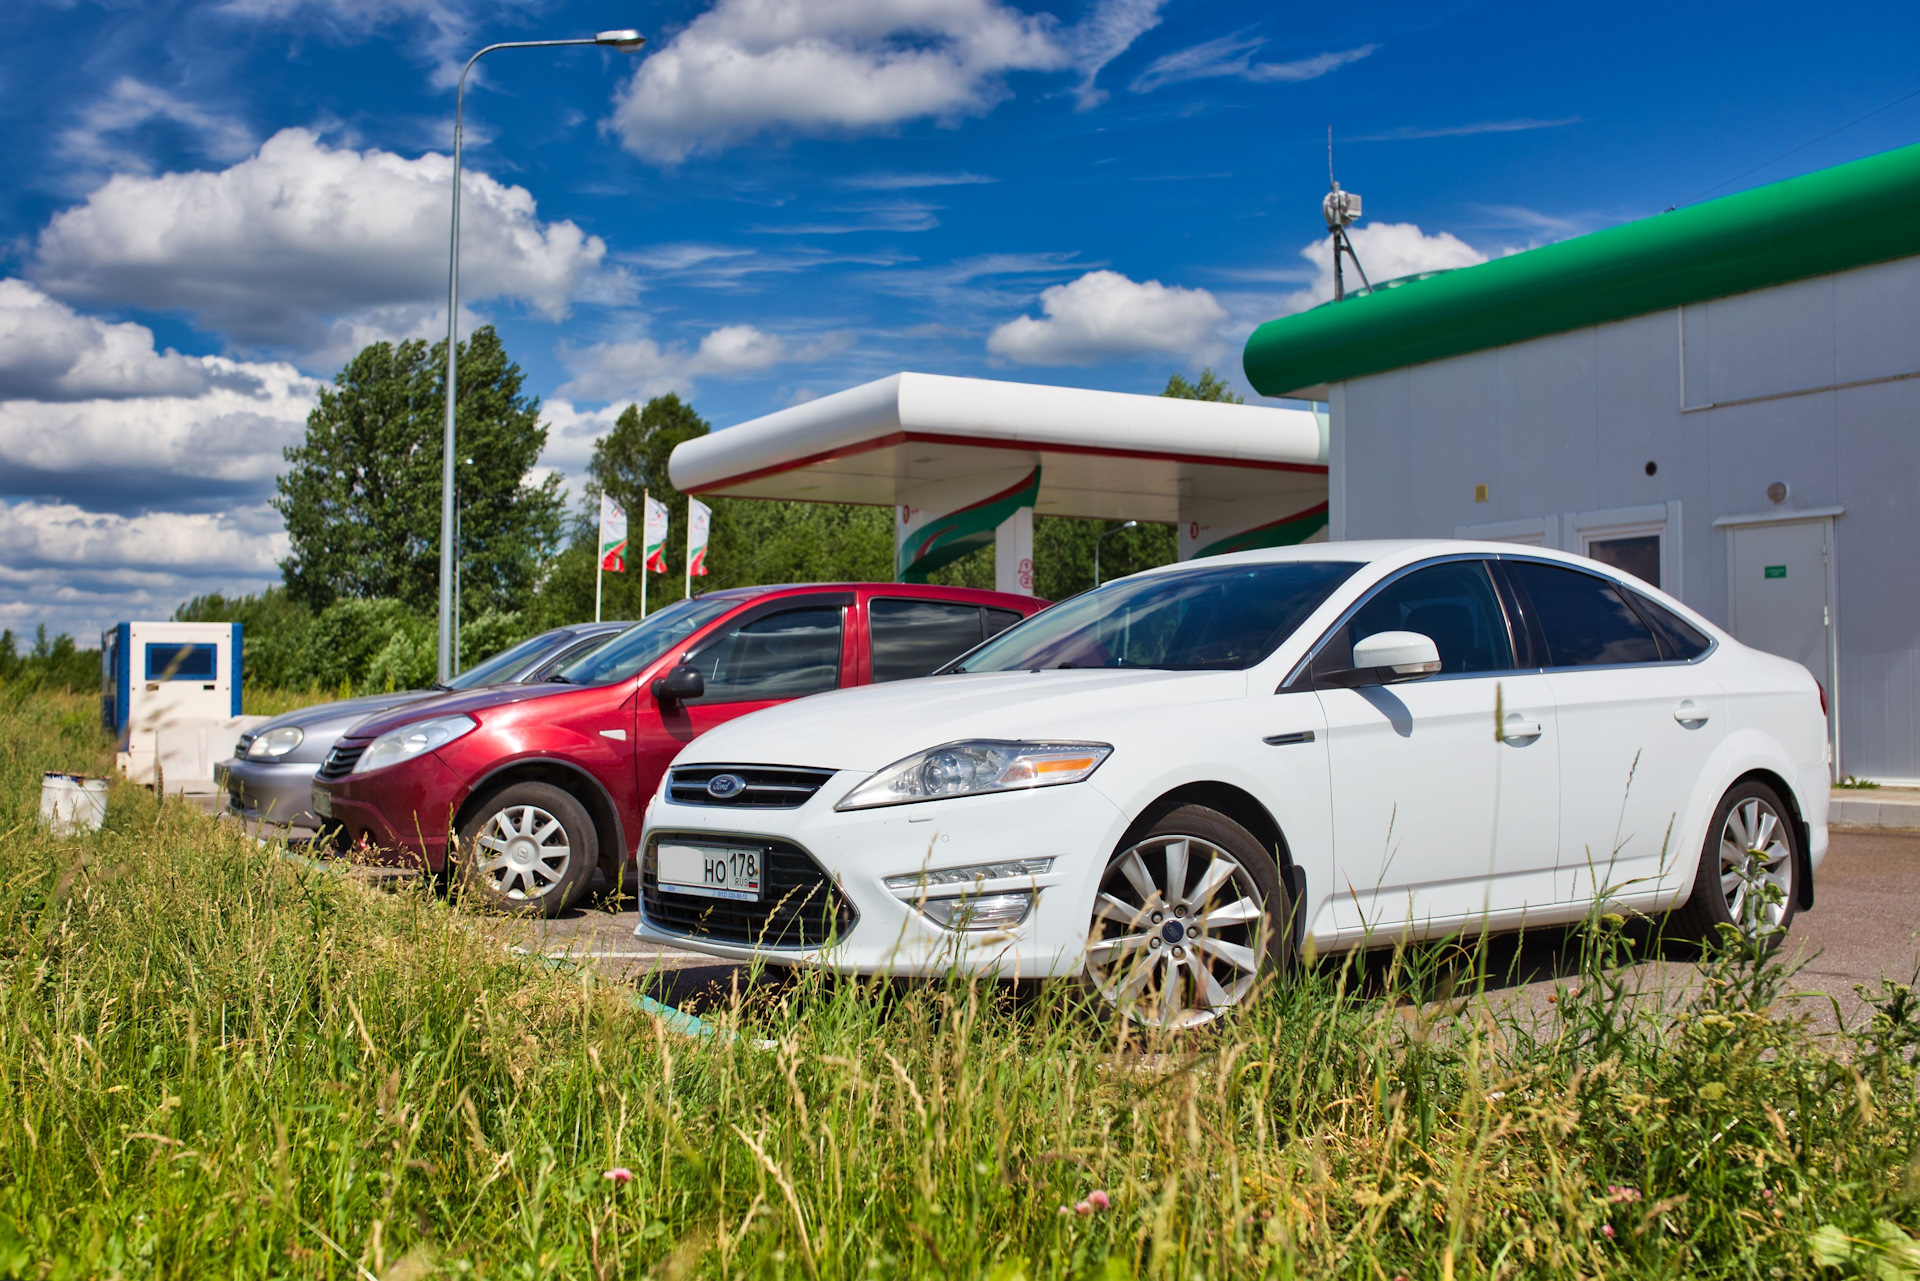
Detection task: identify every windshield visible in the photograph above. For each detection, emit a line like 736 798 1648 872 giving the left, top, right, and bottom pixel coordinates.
444 630 569 690
553 598 737 686
954 561 1359 672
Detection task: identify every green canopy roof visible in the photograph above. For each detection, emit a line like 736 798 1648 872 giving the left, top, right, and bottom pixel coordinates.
1243 142 1920 398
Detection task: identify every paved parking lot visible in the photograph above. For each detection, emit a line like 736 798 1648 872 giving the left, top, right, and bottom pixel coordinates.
479 828 1919 1025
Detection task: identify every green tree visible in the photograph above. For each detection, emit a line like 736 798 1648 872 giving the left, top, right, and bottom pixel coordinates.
274 326 564 617
1162 367 1244 403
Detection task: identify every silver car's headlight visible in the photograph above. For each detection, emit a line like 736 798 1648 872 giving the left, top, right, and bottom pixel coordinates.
246 726 304 758
353 714 477 774
836 740 1112 810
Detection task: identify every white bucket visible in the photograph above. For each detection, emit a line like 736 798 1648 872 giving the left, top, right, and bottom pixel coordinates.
41 772 109 836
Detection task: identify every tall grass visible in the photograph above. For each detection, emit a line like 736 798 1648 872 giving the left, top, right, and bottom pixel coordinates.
2 687 1917 1278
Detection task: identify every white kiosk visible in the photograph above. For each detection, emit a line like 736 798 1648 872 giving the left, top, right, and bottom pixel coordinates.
102 622 265 795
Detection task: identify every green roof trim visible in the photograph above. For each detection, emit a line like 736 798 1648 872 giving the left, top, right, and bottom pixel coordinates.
1243 142 1920 397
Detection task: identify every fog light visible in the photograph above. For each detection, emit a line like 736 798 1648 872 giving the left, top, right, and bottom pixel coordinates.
883 857 1053 895
918 892 1034 931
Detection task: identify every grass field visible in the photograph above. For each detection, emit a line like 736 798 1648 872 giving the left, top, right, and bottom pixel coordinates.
3 684 1918 1279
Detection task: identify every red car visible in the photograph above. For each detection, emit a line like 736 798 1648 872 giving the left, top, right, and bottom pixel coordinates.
311 583 1045 914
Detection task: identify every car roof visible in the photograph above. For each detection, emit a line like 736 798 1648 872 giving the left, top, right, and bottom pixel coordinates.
1124 539 1718 634
689 582 1047 607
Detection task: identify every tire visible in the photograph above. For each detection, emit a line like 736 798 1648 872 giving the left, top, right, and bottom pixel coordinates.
1081 804 1290 1028
1668 780 1799 945
454 782 597 917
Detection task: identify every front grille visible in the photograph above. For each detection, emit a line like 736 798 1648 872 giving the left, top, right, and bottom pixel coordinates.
315 738 370 782
643 834 856 949
666 764 838 809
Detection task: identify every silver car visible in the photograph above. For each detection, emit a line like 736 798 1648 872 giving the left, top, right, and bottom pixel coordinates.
220 622 628 831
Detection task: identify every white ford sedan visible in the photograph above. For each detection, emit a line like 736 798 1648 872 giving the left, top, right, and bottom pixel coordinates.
634 541 1828 1025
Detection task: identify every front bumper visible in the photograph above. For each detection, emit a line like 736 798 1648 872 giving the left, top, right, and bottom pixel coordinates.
312 753 469 870
220 756 324 828
634 773 1132 979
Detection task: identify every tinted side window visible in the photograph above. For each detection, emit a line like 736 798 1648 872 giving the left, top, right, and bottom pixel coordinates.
689 606 845 703
1626 591 1712 661
984 608 1022 638
1342 561 1514 675
870 599 985 683
1507 562 1661 668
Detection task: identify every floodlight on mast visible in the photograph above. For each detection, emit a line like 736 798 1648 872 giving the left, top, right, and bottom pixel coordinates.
1323 127 1373 302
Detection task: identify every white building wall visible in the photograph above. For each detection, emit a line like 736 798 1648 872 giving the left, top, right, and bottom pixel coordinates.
1331 254 1920 780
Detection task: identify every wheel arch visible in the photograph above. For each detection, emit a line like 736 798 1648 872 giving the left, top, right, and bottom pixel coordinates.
1123 781 1307 949
454 757 630 884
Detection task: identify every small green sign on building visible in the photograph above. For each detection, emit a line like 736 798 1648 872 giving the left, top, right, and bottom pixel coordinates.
1764 564 1788 579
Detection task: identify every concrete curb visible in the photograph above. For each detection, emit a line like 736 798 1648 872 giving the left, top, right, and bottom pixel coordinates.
1830 789 1920 832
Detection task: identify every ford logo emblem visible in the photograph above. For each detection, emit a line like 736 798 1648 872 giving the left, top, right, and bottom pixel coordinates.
706 773 747 799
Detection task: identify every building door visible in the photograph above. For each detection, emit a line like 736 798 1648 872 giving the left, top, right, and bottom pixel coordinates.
1727 518 1836 768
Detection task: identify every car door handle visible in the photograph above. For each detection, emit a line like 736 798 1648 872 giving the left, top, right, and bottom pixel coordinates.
1674 700 1710 727
1263 730 1316 746
1501 714 1543 740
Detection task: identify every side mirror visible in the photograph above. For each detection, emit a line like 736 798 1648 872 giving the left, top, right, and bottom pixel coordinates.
649 664 705 706
1319 631 1443 687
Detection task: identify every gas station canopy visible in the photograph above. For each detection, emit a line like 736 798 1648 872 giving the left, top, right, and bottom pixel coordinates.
669 372 1330 588
669 372 1327 526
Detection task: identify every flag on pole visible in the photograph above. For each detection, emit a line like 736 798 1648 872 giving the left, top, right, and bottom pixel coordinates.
597 495 628 572
643 495 669 572
687 498 711 579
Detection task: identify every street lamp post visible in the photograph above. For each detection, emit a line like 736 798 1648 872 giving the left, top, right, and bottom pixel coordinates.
1093 519 1138 588
438 28 646 683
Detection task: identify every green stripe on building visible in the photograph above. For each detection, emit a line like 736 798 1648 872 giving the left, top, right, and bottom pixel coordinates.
1244 142 1920 397
899 468 1042 582
1191 502 1329 559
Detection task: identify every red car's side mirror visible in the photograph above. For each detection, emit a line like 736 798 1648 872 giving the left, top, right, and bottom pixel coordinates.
650 663 705 706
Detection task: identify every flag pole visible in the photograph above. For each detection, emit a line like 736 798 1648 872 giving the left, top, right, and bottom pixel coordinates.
684 496 691 603
640 488 648 620
594 552 603 623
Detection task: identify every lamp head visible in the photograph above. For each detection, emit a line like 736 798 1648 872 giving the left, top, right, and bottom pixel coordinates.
595 29 647 51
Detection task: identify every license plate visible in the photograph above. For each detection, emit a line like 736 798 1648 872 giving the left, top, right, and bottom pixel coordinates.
311 784 333 819
657 842 761 902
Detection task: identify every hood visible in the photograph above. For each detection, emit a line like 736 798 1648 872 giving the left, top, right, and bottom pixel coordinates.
344 680 579 739
248 689 437 762
680 668 1248 773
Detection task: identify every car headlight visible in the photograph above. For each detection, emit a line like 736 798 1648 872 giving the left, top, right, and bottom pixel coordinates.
246 726 305 758
353 714 477 774
836 740 1111 810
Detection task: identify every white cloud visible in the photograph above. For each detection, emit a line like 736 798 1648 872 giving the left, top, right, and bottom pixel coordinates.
30 128 616 352
1063 0 1166 108
1130 34 1375 94
557 324 854 402
1285 221 1488 310
1350 117 1580 143
0 280 319 511
986 269 1228 366
58 78 256 182
610 0 1167 163
0 500 289 641
0 280 214 401
839 171 997 189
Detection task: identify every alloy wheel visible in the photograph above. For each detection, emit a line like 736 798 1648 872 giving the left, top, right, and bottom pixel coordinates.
475 803 572 902
1718 796 1792 935
1083 834 1268 1028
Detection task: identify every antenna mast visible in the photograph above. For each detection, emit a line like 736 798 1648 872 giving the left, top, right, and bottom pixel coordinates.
1323 126 1371 302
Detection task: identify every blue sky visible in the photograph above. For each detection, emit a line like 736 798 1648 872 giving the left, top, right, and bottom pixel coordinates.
3 0 1919 639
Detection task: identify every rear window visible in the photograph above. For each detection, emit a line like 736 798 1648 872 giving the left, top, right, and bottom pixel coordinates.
1506 561 1662 668
1626 591 1713 661
870 599 992 683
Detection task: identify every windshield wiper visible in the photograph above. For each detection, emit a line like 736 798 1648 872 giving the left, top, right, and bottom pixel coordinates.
430 681 454 691
545 673 573 683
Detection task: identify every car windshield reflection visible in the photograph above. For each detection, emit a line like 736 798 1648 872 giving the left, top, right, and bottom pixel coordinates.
954 561 1358 673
